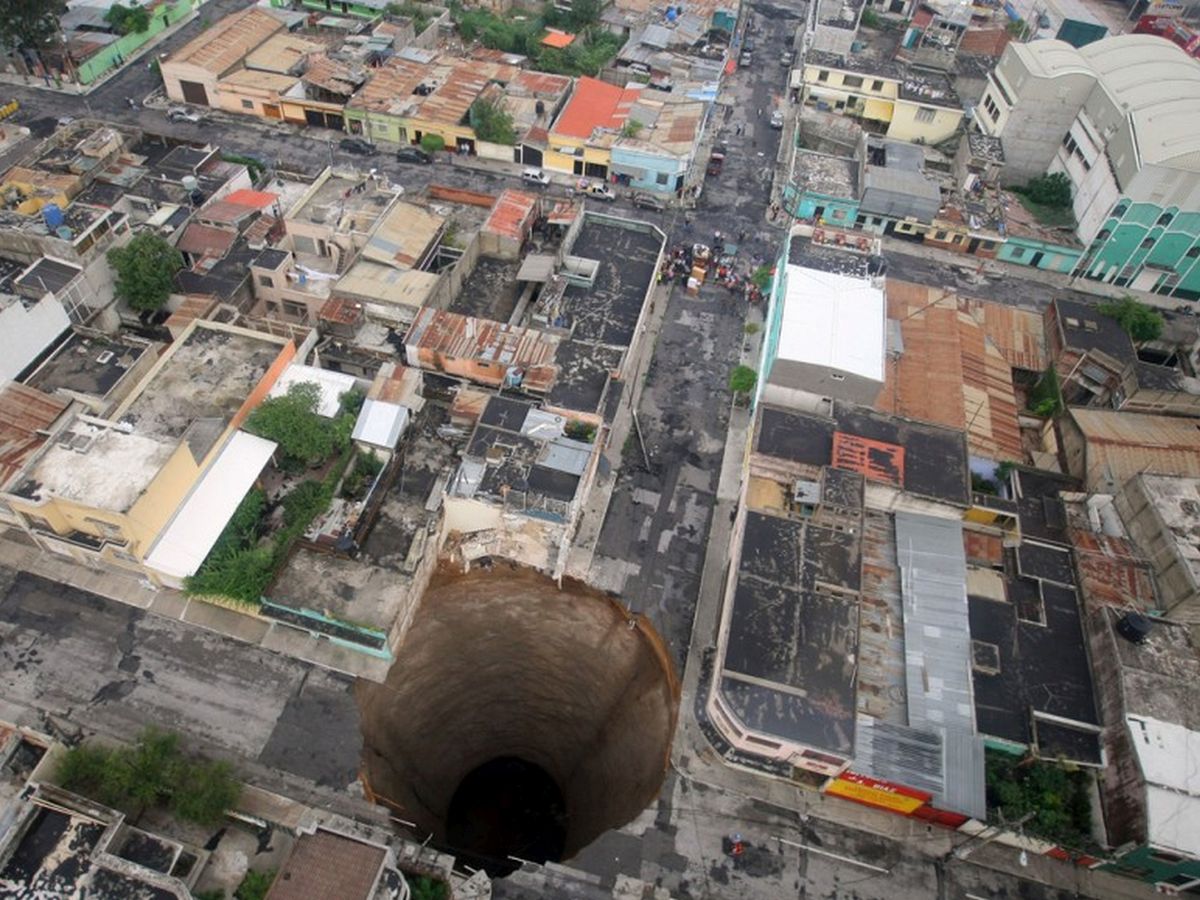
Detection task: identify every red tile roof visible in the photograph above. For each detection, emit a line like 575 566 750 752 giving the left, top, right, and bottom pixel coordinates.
176 223 237 257
482 189 538 241
224 189 280 209
0 384 69 486
959 27 1013 57
553 76 638 139
541 28 576 48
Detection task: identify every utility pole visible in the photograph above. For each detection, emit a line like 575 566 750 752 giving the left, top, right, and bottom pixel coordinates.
947 811 1036 862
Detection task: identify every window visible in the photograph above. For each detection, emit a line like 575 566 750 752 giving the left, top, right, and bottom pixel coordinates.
1062 133 1078 154
1157 212 1174 227
258 275 274 288
266 300 280 314
84 517 124 539
830 208 846 221
871 79 884 91
1141 237 1155 250
842 75 864 89
282 301 307 319
933 230 948 241
655 171 669 186
1113 201 1129 217
980 240 996 251
983 94 1000 123
817 69 830 82
1187 246 1200 259
241 99 254 110
830 373 846 381
1151 851 1186 865
915 106 936 123
1096 229 1111 242
1010 247 1025 259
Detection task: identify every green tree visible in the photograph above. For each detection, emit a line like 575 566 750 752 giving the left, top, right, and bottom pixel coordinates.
1021 172 1071 208
469 95 517 145
620 119 643 139
1098 295 1164 343
0 0 63 53
184 546 276 604
409 876 449 900
244 382 337 469
729 365 757 395
104 2 150 34
107 232 184 313
172 759 241 826
420 133 446 154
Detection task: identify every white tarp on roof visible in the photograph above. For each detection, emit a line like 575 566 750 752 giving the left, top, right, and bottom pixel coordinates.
352 398 409 449
269 363 358 418
144 430 277 581
1128 715 1200 857
778 264 886 382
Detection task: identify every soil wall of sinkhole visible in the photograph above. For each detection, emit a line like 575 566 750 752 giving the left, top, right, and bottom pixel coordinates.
356 563 679 863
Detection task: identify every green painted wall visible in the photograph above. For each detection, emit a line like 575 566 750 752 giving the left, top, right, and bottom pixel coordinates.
1103 844 1200 889
995 236 1082 274
1073 202 1200 301
77 0 195 84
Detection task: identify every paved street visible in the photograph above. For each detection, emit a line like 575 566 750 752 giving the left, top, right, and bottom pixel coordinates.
0 3 1175 898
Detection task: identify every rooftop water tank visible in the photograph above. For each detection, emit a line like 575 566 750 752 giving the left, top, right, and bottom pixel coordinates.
1116 611 1153 644
42 203 64 230
181 175 199 193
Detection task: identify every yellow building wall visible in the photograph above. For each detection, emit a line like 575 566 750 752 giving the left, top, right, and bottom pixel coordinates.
217 86 281 120
404 115 477 150
10 495 133 546
544 133 612 175
126 441 203 552
886 102 963 144
802 66 899 100
862 97 895 122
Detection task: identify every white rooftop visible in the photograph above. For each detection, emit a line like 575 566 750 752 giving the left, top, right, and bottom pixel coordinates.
144 430 277 581
777 264 886 383
351 398 408 449
269 363 359 418
1127 714 1200 858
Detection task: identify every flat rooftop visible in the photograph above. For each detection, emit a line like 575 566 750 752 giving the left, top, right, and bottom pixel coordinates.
788 233 880 278
117 324 286 447
754 403 971 506
806 50 961 108
12 418 175 511
288 172 398 235
448 255 524 321
545 217 662 414
717 466 864 756
24 332 149 401
1134 474 1200 589
790 149 858 198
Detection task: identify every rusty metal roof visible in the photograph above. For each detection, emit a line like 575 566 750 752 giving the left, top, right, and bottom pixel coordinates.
405 307 559 391
482 189 538 241
264 830 386 900
0 383 69 486
166 7 281 76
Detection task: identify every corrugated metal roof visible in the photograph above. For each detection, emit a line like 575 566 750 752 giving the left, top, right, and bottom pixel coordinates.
1070 407 1200 491
166 7 282 76
482 190 538 241
540 437 592 475
0 384 69 487
895 512 976 735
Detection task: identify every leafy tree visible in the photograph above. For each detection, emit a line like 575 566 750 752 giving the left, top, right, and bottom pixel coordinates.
338 387 366 417
245 382 338 469
172 759 241 826
860 7 881 28
986 751 1093 849
408 875 449 900
420 133 446 154
107 232 184 313
620 119 643 139
0 0 63 52
386 1 431 34
470 95 517 145
751 265 773 290
1098 295 1164 343
729 365 757 395
234 870 277 900
104 2 151 35
281 480 329 527
1021 172 1071 208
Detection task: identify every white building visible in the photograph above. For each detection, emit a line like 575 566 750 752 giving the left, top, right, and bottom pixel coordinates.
977 36 1200 244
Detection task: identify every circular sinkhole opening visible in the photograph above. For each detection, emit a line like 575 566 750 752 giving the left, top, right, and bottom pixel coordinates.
357 563 679 877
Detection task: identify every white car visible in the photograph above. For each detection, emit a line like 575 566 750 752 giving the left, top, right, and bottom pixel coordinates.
584 182 616 201
167 106 204 124
769 109 785 129
522 167 552 186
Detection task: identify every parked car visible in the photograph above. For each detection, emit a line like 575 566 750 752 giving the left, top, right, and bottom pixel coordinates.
522 167 552 186
769 109 785 129
632 192 665 211
584 182 616 201
396 146 432 164
781 49 795 66
742 39 755 52
56 115 75 127
739 50 753 66
166 106 203 124
339 137 378 156
707 145 726 177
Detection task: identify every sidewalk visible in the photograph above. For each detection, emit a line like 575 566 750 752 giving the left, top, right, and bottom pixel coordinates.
0 535 392 682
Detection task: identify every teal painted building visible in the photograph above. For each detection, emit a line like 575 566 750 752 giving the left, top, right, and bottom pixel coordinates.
1104 845 1200 891
72 0 196 85
995 235 1082 274
1071 200 1200 301
273 0 389 18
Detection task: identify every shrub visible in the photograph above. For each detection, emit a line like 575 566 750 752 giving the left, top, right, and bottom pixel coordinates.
184 546 276 605
235 870 277 900
172 759 241 827
1027 364 1062 417
860 7 881 28
1021 172 1071 208
1098 295 1163 343
751 266 773 290
107 232 184 313
470 95 517 145
104 3 151 34
729 365 757 395
986 751 1093 849
420 133 446 154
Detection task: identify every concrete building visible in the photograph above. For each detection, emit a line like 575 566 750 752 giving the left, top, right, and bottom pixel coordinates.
1116 474 1200 628
857 136 942 224
758 227 887 409
0 321 294 584
797 51 964 145
977 36 1200 300
160 6 285 106
1085 607 1200 889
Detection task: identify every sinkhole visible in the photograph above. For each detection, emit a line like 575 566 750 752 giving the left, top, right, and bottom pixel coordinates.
357 563 679 877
